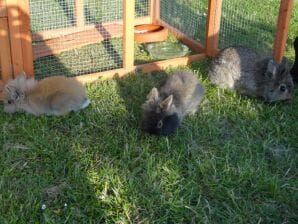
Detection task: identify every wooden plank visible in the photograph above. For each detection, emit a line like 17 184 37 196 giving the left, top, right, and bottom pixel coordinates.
273 0 294 64
151 0 160 24
6 0 23 76
159 20 205 53
74 53 206 84
123 0 135 69
32 16 151 42
136 53 206 73
205 0 223 57
75 0 84 28
0 18 13 82
32 23 123 59
18 0 34 77
0 0 7 17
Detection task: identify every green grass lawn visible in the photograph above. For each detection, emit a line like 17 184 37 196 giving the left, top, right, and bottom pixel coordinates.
0 0 297 223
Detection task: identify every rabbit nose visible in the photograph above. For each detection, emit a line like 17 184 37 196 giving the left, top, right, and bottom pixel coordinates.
279 85 286 92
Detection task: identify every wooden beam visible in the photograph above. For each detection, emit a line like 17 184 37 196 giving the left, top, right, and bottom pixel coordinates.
205 0 223 57
32 23 123 60
75 0 84 28
32 16 151 42
6 0 23 76
273 0 294 64
0 17 13 82
74 53 206 84
123 0 135 70
18 0 34 77
136 53 206 73
151 0 160 24
159 19 205 53
0 0 7 17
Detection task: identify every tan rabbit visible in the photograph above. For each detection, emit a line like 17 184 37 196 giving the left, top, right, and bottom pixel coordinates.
3 73 90 116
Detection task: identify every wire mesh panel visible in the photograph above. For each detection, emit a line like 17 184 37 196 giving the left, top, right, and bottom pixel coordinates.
219 0 280 54
30 0 124 79
160 0 208 44
135 0 149 17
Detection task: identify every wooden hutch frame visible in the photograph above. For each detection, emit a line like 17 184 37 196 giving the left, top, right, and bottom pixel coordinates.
0 0 294 100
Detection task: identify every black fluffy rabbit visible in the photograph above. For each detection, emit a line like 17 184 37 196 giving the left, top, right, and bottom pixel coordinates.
290 36 298 83
141 71 204 136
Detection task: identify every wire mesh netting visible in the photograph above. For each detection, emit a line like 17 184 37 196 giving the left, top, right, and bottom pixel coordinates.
136 0 150 17
160 0 208 45
29 0 150 79
219 0 280 54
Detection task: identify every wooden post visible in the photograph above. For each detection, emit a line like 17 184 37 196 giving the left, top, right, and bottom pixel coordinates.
0 17 13 82
151 0 160 24
6 0 23 76
75 0 84 28
18 0 34 77
205 0 223 57
6 0 34 77
0 0 8 17
273 0 293 64
123 0 135 70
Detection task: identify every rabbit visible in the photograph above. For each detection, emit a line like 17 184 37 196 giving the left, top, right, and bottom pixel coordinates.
141 71 205 136
208 46 294 102
290 36 298 83
3 72 91 116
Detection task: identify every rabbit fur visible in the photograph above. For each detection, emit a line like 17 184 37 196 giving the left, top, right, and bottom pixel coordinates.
208 46 294 102
290 36 298 83
141 71 204 136
3 73 90 116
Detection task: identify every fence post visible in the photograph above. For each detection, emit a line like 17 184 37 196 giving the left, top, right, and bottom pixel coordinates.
123 0 135 71
151 0 160 24
205 0 223 57
18 0 34 77
6 0 34 77
0 17 13 82
273 0 294 64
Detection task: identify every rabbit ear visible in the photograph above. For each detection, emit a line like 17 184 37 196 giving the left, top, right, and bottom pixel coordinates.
147 87 159 102
15 72 27 82
266 59 278 79
160 95 173 111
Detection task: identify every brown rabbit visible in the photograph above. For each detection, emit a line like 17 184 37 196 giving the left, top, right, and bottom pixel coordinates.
3 73 90 116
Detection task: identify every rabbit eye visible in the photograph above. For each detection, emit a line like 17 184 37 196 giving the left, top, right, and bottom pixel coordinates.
279 85 286 92
7 100 13 104
157 120 163 128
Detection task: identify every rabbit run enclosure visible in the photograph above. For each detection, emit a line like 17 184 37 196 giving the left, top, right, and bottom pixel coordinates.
0 0 294 99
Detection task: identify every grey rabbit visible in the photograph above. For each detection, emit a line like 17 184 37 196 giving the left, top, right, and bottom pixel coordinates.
141 71 205 136
208 46 294 102
3 72 90 116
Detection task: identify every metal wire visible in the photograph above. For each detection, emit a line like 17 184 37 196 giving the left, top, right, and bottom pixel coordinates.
160 0 208 44
30 0 124 78
219 0 279 54
136 0 149 17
